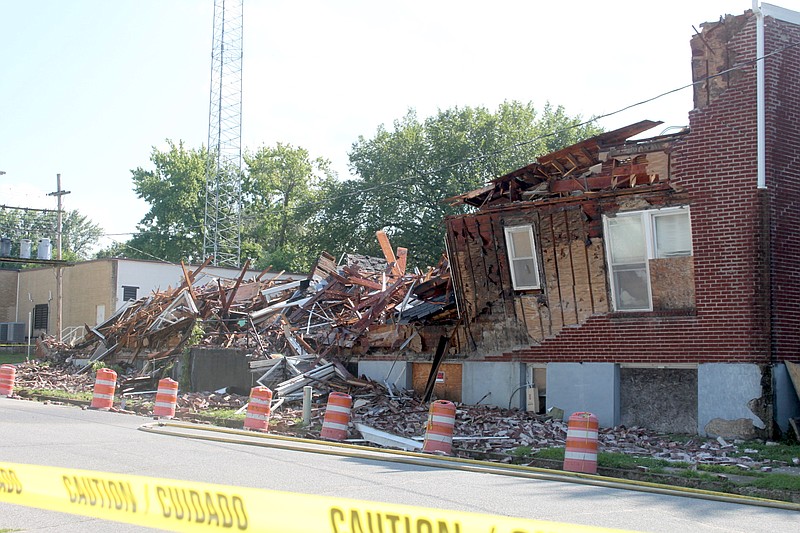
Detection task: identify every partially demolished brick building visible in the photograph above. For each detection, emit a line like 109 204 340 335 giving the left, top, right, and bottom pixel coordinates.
362 6 800 439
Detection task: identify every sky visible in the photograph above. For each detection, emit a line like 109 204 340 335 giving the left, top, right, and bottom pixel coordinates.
2 0 798 255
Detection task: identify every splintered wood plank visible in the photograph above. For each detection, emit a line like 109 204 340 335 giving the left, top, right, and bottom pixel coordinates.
490 214 519 320
553 210 578 326
519 295 544 342
396 247 408 275
456 248 476 321
375 230 400 276
539 212 563 335
465 218 490 316
587 239 609 314
568 208 592 323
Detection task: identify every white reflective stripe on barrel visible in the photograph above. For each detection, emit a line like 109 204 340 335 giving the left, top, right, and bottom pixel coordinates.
155 401 175 408
92 393 113 400
566 429 598 439
429 414 455 424
326 405 351 414
324 422 348 431
246 413 268 421
564 451 597 461
250 397 270 406
95 379 116 387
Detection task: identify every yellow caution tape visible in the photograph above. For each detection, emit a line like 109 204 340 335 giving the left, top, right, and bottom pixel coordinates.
0 461 628 532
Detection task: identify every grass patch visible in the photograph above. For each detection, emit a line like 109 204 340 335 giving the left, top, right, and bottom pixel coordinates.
25 388 92 402
531 447 564 461
202 408 246 424
696 464 764 477
599 452 686 470
731 441 800 464
749 473 800 491
0 353 28 365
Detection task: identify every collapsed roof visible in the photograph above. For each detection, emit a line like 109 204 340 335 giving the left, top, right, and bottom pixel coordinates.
444 120 689 209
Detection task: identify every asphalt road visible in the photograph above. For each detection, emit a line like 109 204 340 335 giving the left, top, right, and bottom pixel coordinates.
1 398 797 532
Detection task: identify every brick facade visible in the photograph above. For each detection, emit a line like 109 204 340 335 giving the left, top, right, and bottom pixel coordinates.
481 11 799 367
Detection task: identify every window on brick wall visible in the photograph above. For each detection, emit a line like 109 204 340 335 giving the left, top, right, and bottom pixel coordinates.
33 304 49 331
604 207 692 311
504 225 541 290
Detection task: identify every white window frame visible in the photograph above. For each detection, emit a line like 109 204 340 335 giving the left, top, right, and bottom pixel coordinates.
604 207 692 312
504 225 541 290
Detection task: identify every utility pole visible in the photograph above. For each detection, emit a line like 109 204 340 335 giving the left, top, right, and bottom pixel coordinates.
47 173 70 343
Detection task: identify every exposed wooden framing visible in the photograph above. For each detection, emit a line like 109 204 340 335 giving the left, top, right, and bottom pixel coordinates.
550 158 567 175
553 210 578 325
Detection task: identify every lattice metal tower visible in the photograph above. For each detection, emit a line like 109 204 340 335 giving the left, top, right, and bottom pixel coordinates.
204 0 244 266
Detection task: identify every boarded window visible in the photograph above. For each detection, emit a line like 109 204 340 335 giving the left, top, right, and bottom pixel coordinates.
33 304 49 330
605 207 692 312
504 225 540 290
122 286 139 301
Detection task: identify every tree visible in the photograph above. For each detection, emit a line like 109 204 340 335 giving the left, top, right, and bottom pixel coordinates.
242 143 335 272
0 207 102 262
312 101 603 267
125 140 208 263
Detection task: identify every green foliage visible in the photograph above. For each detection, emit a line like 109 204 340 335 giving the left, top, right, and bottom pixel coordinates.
598 452 684 470
0 207 103 261
203 408 246 423
123 140 209 263
750 473 800 491
532 447 565 460
0 354 27 364
731 441 800 463
510 445 534 458
312 101 602 267
242 143 334 272
27 388 93 402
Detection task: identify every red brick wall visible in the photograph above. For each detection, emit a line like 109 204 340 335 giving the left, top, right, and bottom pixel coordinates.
765 17 800 362
494 12 800 365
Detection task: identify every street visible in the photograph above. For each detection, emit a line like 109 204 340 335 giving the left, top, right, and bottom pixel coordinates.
1 399 797 532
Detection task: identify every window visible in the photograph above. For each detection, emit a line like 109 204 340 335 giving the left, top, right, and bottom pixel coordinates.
33 304 49 330
604 207 692 311
122 286 139 301
504 225 541 290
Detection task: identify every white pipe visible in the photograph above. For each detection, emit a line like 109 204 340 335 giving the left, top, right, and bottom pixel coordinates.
754 1 766 189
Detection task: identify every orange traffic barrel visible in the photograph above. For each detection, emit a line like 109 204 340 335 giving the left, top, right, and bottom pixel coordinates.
90 368 117 410
423 400 456 454
244 386 272 432
153 377 179 418
563 412 599 474
0 364 16 397
320 392 352 441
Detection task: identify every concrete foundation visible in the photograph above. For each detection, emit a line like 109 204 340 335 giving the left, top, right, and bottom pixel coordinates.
697 363 765 438
773 363 800 435
546 363 619 427
189 347 254 395
357 361 412 391
461 362 525 409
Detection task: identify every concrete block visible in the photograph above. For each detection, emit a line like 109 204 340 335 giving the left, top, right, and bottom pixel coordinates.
461 362 525 409
698 363 765 437
546 363 619 427
358 361 412 391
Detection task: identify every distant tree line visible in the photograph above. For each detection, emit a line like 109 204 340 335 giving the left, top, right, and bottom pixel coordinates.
91 100 601 272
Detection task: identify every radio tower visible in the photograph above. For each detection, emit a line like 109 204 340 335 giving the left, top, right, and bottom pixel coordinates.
204 0 244 266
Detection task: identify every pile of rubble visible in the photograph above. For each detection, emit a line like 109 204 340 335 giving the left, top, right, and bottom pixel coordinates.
9 360 796 470
49 232 453 381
